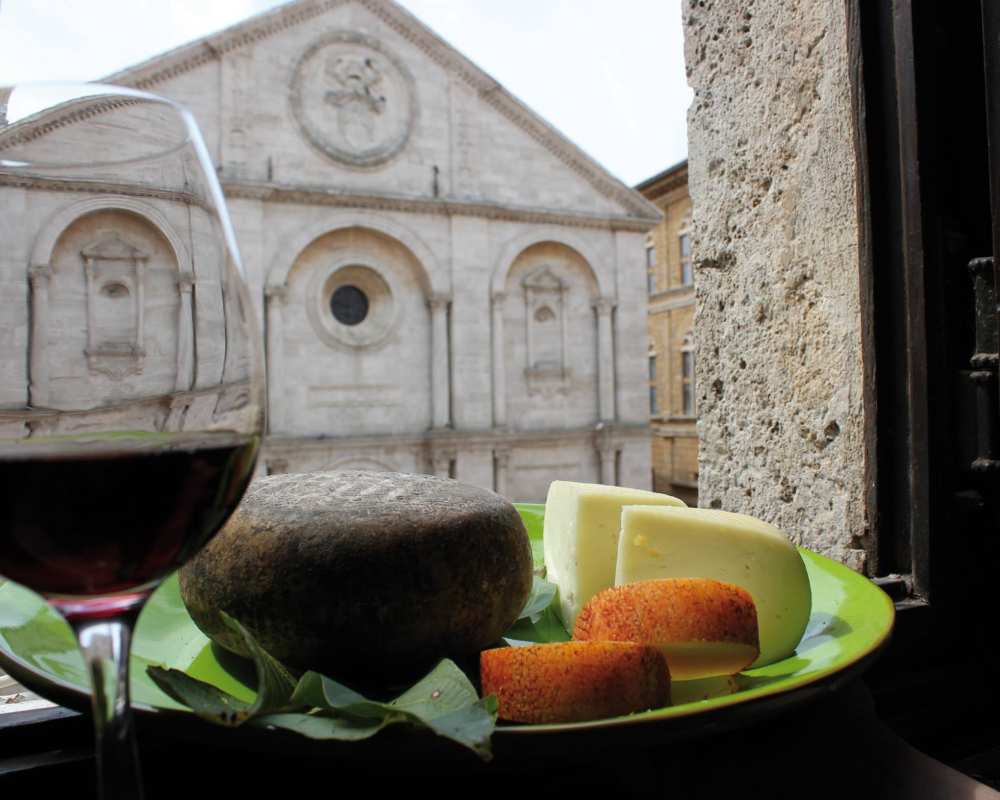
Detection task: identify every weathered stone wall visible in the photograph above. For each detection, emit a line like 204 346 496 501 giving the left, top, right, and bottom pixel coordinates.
684 0 867 568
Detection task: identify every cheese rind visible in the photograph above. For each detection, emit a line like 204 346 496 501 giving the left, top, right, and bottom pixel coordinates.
573 578 760 680
616 506 811 667
542 480 685 631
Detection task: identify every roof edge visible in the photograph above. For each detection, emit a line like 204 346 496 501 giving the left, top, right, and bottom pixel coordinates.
101 0 661 222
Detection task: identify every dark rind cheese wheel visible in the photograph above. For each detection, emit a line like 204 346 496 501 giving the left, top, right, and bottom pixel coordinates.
179 470 534 680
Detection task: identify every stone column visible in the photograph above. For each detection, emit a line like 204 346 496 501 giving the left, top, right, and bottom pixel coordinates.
28 265 52 407
491 291 507 427
429 293 451 429
594 297 616 422
597 444 618 486
135 256 148 358
175 271 195 391
432 449 454 479
264 284 288 434
494 446 511 497
82 257 97 359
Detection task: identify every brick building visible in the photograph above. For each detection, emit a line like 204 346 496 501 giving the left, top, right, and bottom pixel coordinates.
636 161 697 505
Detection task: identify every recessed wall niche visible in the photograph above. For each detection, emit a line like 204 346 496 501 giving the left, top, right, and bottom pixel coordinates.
502 240 601 428
45 209 181 409
522 266 569 381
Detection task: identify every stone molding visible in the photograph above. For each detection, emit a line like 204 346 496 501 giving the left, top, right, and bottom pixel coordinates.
427 292 451 312
28 193 195 275
263 282 289 302
222 178 656 232
0 174 209 215
265 207 441 292
0 96 146 149
99 0 660 223
265 421 651 453
306 256 400 350
490 225 612 296
593 296 617 315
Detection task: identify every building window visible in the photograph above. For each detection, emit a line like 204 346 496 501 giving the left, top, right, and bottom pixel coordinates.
680 333 695 416
679 230 692 286
330 284 369 326
649 354 658 416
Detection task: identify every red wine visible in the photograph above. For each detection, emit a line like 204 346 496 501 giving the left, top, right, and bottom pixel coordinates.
0 433 258 616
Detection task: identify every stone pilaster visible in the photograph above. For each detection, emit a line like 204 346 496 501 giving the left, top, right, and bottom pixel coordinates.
491 290 507 428
429 293 451 429
175 271 195 391
494 446 511 497
264 283 288 433
594 296 616 422
28 265 52 407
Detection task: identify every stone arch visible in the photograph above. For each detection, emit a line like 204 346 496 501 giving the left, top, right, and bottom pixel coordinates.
30 195 193 274
31 199 195 409
268 219 439 438
265 210 441 296
490 226 611 298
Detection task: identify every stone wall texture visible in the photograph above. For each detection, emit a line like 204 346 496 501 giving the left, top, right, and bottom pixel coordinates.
684 0 867 568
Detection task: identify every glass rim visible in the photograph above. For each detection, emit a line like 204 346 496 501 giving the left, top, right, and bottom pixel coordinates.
0 80 246 280
0 81 198 170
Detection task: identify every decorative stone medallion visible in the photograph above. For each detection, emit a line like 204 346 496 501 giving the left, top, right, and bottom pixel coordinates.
290 31 416 167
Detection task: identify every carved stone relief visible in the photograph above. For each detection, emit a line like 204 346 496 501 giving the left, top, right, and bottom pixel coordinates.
290 31 416 167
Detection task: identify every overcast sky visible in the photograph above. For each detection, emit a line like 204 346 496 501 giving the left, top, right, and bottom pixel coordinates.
0 0 690 186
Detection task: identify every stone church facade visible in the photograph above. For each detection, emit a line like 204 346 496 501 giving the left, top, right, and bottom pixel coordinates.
4 0 660 502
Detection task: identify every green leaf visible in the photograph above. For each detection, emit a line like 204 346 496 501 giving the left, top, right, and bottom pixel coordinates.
518 575 557 623
147 667 252 726
275 659 497 759
218 611 296 716
146 613 295 727
252 711 389 741
147 619 497 759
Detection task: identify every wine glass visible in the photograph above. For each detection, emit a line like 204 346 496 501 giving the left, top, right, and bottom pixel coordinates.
0 83 264 797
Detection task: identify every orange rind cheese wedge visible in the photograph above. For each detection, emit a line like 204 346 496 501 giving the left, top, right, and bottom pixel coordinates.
573 578 759 680
480 641 670 723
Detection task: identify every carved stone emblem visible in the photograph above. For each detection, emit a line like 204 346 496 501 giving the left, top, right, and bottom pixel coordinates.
291 32 416 167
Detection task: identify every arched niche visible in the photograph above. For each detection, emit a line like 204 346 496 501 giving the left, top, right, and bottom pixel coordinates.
270 225 434 438
500 241 602 430
265 211 441 295
39 207 186 410
490 227 610 298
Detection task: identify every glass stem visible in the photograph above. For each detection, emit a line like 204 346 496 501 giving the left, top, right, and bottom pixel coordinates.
70 610 145 800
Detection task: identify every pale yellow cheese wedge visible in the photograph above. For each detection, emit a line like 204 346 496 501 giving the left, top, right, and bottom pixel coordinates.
616 506 811 667
542 481 685 631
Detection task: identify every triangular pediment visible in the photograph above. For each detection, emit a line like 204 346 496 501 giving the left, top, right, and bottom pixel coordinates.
523 266 564 292
81 232 147 261
101 0 660 226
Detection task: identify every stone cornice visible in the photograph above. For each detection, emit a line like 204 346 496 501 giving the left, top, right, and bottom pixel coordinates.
651 421 698 438
264 422 651 452
0 173 209 210
221 178 658 231
99 0 661 224
635 160 689 201
649 286 695 314
0 96 145 149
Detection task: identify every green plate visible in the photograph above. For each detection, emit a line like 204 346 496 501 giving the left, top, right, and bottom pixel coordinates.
0 502 894 744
